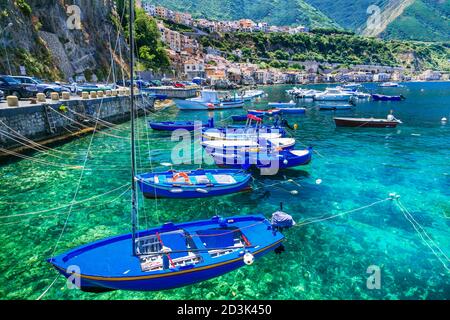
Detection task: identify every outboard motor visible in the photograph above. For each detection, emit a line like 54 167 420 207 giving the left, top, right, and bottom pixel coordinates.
281 119 294 130
271 203 296 232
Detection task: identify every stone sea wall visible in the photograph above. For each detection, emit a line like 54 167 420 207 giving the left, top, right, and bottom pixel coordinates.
0 95 154 150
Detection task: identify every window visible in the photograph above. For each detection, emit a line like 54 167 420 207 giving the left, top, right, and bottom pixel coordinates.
2 77 20 85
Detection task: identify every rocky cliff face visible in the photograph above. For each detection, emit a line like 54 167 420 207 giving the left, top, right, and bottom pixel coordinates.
0 0 129 81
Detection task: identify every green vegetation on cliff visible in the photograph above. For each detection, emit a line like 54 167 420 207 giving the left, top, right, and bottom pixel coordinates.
200 32 450 71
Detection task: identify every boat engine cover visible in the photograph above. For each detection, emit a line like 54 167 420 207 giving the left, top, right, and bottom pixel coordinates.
271 211 296 229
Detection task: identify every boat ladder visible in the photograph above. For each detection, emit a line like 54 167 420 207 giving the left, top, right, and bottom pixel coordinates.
44 105 58 134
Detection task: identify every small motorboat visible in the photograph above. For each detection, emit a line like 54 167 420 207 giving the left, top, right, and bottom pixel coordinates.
334 117 402 128
352 91 371 99
175 90 244 110
248 109 282 117
268 101 296 108
314 88 353 101
372 94 405 101
150 119 214 132
202 130 282 141
277 107 306 115
202 138 296 152
210 147 313 170
48 214 287 292
379 82 400 87
319 104 353 111
240 89 265 101
342 83 362 89
136 169 252 199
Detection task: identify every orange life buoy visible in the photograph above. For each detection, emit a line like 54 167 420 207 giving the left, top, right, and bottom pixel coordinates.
173 172 191 184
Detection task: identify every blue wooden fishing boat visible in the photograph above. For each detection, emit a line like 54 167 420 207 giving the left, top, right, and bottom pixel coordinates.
175 90 244 110
209 147 313 170
319 104 353 111
135 169 252 199
248 109 282 117
47 4 291 293
372 94 405 101
277 107 306 115
218 114 287 136
48 215 287 292
267 101 296 108
149 119 214 132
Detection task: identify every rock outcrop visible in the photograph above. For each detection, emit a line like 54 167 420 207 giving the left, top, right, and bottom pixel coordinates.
0 0 129 81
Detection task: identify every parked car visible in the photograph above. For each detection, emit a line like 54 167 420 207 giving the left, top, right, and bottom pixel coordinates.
0 89 4 101
69 83 115 94
173 82 186 88
161 78 173 86
148 80 162 87
0 75 38 99
127 79 149 89
13 76 70 98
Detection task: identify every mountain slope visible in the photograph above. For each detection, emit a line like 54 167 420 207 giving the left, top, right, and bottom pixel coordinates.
145 0 450 41
144 0 340 28
382 0 450 41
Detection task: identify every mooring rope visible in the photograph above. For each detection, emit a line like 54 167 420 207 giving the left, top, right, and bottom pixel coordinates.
295 198 391 227
391 195 449 272
0 119 77 156
35 2 130 300
0 128 69 160
0 184 129 220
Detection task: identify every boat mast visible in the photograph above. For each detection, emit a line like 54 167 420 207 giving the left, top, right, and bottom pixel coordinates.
129 0 138 256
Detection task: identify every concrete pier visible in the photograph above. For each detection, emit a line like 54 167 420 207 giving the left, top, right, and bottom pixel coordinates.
0 94 155 155
142 86 199 99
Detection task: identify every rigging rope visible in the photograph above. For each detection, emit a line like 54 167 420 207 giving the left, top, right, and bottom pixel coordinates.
0 184 129 220
35 1 130 301
392 196 449 272
0 186 130 227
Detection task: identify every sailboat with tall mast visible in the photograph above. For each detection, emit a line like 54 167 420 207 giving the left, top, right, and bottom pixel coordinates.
47 1 291 292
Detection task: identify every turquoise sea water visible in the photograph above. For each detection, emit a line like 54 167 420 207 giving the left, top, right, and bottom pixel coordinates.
0 82 449 300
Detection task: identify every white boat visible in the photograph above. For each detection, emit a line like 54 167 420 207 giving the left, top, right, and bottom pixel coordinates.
175 90 244 110
353 91 371 99
202 130 282 141
240 89 265 101
268 100 296 108
313 88 353 101
342 83 362 89
379 82 400 87
296 89 321 99
202 138 296 152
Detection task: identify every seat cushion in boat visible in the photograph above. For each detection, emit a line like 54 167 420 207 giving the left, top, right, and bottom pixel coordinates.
159 232 188 260
196 228 237 248
212 175 237 185
193 175 211 184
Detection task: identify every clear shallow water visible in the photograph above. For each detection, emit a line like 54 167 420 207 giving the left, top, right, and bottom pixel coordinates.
0 82 449 300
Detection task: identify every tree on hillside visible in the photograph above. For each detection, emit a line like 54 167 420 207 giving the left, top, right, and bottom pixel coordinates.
134 8 170 71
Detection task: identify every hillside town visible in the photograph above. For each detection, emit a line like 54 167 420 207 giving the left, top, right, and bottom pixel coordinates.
137 2 448 87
